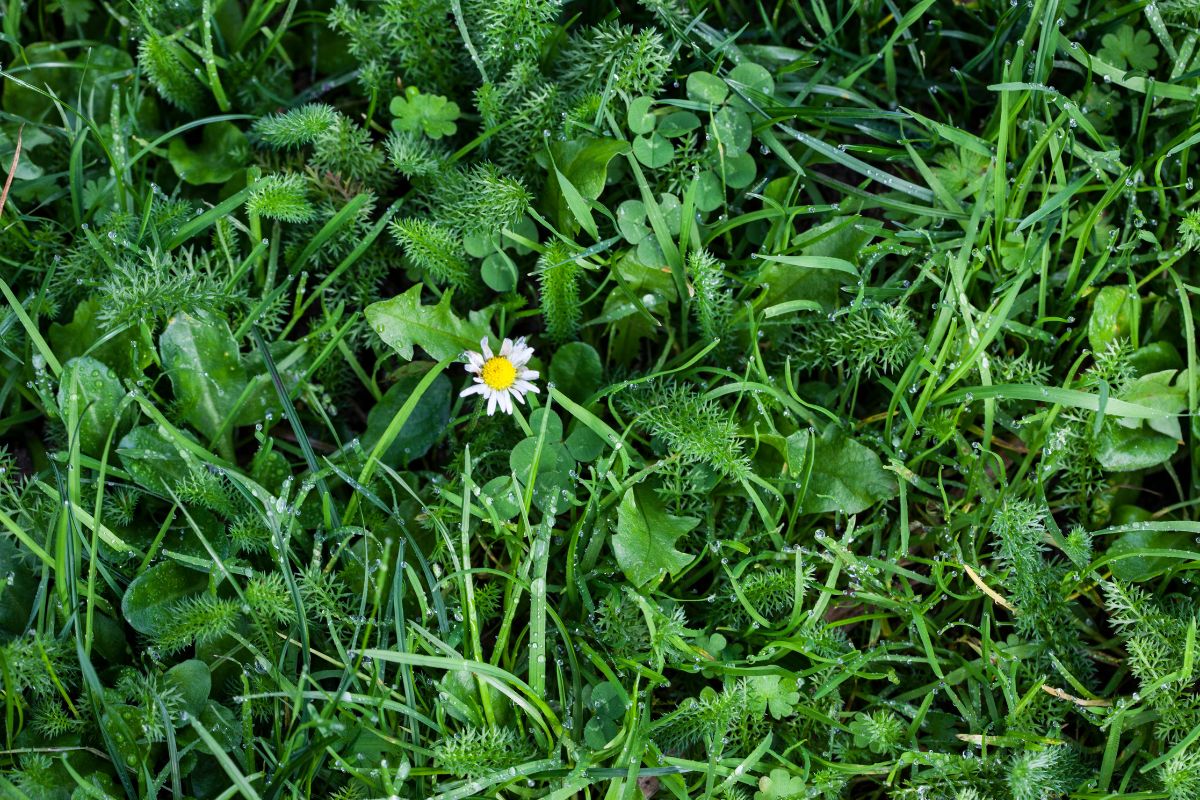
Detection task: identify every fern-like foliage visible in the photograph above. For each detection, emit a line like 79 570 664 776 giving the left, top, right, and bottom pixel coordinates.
139 34 205 112
990 499 1092 680
248 173 316 223
434 163 531 235
791 303 920 376
328 0 463 98
390 218 472 289
1104 580 1199 739
559 22 673 97
386 131 449 179
96 251 231 330
468 0 562 70
622 379 750 480
1007 746 1085 800
434 727 532 776
154 594 241 654
537 241 582 342
310 115 388 185
688 249 733 341
252 104 339 148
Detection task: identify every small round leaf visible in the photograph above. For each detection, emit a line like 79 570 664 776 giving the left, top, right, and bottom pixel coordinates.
633 133 673 168
627 96 656 134
481 251 518 292
686 71 729 105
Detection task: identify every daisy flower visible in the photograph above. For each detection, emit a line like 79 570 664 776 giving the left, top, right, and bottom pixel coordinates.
460 337 540 415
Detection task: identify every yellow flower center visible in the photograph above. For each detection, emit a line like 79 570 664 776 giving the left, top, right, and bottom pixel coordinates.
481 356 517 391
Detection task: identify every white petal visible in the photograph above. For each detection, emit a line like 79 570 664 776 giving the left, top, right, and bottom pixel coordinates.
466 351 485 369
487 394 498 415
499 392 513 414
524 383 541 394
513 380 537 393
510 347 533 367
500 338 513 357
460 384 487 398
519 369 540 381
480 338 493 360
511 389 527 406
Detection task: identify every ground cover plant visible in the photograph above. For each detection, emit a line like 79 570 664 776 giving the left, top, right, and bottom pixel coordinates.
1 0 1200 797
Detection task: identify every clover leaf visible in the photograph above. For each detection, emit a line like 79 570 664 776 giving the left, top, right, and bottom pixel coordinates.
390 86 461 139
1098 25 1158 72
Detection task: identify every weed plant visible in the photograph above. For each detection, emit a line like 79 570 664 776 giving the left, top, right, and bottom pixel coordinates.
1 0 1200 798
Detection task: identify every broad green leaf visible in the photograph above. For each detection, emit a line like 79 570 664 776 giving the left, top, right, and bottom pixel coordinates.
727 61 775 97
1115 370 1187 438
1095 422 1178 472
1087 285 1135 352
554 165 599 239
121 561 208 636
167 121 249 185
720 150 757 189
616 199 650 244
2 43 75 120
58 356 129 456
117 425 198 495
750 675 800 720
612 485 697 587
686 71 729 105
627 96 656 134
549 342 603 402
713 106 752 154
481 251 518 292
160 312 247 447
787 426 898 515
49 298 155 379
759 216 873 307
363 362 451 465
544 136 630 236
1128 341 1183 375
1107 508 1192 581
658 111 701 137
164 659 211 722
510 439 572 483
390 86 460 139
632 133 673 168
366 285 489 361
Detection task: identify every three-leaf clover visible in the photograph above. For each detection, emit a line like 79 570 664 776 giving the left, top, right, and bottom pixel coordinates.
390 86 460 139
755 768 807 800
1098 25 1158 72
750 675 801 720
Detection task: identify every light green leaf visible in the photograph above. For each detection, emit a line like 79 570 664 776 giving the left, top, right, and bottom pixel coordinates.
121 561 208 636
160 312 247 448
686 71 729 105
1096 422 1178 472
612 485 697 587
1087 285 1135 352
366 285 488 362
58 356 129 456
788 426 898 515
390 86 460 139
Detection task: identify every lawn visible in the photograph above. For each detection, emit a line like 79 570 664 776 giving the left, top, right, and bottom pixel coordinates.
2 1 1200 798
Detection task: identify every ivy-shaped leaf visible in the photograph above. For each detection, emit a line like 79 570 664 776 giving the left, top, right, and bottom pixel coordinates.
612 485 697 587
1098 25 1158 72
390 86 460 139
366 284 489 361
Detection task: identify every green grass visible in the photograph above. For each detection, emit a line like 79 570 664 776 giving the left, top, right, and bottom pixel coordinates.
1 0 1200 798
